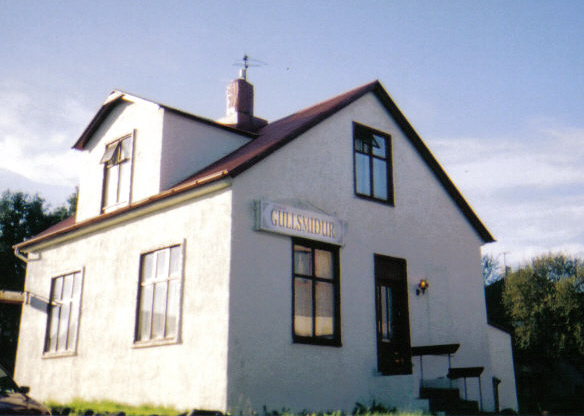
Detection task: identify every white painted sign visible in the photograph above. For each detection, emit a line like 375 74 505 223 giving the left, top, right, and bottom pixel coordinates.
255 200 344 245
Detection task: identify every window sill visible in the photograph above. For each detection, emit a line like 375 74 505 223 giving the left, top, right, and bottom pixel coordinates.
355 193 395 206
293 336 342 347
132 337 180 349
102 201 130 214
42 351 77 359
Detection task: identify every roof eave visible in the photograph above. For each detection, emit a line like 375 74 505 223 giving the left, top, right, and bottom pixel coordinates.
15 170 231 251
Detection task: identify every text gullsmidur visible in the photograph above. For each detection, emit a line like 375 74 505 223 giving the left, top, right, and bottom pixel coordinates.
271 209 336 239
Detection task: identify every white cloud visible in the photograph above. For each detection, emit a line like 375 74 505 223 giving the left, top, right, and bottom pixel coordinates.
427 121 584 267
0 81 92 186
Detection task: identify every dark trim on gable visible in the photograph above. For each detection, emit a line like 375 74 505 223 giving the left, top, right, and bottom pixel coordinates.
370 83 495 243
73 94 125 150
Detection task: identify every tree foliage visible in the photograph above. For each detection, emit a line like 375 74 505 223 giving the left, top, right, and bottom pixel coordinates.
502 253 584 358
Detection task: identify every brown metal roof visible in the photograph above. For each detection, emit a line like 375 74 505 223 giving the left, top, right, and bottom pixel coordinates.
19 80 494 250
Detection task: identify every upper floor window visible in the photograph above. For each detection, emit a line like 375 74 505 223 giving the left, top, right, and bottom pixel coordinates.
135 244 183 345
101 133 133 211
293 239 341 346
353 123 394 205
44 271 84 356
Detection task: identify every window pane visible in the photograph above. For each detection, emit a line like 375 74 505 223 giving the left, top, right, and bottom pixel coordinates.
118 161 131 204
294 278 313 337
67 300 79 351
156 249 170 279
57 300 70 350
355 153 371 196
120 137 132 160
373 158 388 200
294 245 312 276
67 272 82 350
379 286 393 341
315 249 333 280
142 253 155 282
53 276 64 301
166 279 179 338
372 135 387 158
354 136 370 153
137 284 153 340
100 143 117 164
315 281 333 337
47 301 60 352
62 274 74 300
72 272 83 299
104 165 119 207
152 281 168 339
169 246 181 277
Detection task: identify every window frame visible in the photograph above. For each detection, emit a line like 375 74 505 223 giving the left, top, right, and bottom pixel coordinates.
353 122 394 205
291 238 341 347
101 132 135 213
43 269 84 358
133 242 185 347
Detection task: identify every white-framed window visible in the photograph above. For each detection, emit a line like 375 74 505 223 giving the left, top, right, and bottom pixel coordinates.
44 270 84 356
101 133 134 211
135 244 183 344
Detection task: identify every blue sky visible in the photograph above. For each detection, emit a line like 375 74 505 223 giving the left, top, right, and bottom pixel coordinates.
1 1 583 268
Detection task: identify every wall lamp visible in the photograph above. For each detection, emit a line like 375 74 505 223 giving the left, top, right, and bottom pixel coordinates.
416 279 429 296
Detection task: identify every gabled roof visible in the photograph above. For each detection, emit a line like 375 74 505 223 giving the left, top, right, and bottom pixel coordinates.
179 80 495 243
17 80 494 250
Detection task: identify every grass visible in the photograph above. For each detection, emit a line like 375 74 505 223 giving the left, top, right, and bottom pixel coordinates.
46 398 185 416
45 399 429 416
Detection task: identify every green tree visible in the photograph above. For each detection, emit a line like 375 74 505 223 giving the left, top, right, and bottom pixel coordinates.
0 190 76 374
502 253 584 358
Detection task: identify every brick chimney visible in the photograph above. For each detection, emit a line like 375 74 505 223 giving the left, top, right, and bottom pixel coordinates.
217 70 267 132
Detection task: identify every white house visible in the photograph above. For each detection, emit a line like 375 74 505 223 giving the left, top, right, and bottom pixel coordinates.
14 75 518 414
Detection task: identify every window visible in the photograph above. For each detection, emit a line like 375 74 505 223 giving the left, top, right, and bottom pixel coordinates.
292 239 340 346
135 245 183 344
44 271 83 355
101 134 133 211
374 254 412 375
353 123 393 204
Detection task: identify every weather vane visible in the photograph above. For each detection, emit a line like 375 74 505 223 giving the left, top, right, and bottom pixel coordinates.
233 54 266 81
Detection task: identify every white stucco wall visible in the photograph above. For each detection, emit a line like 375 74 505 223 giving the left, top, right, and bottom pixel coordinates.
488 325 518 412
15 89 509 414
160 111 251 190
226 93 496 412
15 185 233 412
76 99 164 222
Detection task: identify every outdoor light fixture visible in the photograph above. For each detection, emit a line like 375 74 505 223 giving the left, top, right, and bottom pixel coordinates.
416 279 429 296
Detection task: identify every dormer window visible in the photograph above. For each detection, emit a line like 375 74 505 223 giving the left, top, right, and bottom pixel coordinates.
101 133 134 211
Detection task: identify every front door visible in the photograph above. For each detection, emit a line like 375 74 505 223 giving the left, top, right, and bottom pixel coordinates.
374 254 412 375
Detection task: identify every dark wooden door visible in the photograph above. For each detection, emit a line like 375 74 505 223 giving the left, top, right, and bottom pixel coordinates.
374 254 412 375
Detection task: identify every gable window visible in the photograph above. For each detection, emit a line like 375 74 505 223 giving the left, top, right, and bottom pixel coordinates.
101 133 133 211
353 123 393 204
44 271 83 355
135 245 183 344
292 239 341 346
